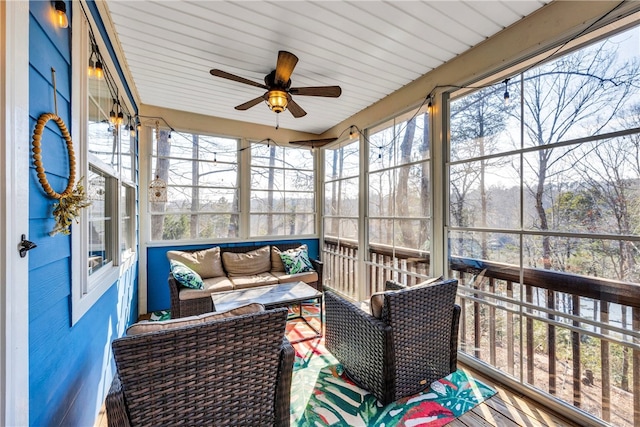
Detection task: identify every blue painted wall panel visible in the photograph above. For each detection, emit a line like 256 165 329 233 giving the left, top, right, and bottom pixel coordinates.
146 239 320 312
29 172 72 220
28 259 70 313
28 1 139 425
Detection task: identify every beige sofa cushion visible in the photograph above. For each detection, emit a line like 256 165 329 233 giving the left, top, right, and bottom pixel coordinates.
271 246 286 272
167 247 225 279
271 270 318 285
127 303 265 335
370 276 443 318
222 245 271 276
229 272 279 289
179 276 234 300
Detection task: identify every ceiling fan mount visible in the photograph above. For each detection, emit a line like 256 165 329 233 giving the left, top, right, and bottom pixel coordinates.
210 51 342 118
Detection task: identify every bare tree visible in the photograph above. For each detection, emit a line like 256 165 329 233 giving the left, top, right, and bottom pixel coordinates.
151 129 171 239
396 117 416 247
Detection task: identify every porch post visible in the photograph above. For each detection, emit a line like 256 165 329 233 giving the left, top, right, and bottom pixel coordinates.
0 0 30 424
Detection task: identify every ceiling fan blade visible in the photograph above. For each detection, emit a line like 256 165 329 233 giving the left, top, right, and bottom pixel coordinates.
290 86 342 97
290 138 337 147
234 95 266 111
210 69 268 89
275 51 298 86
286 97 307 118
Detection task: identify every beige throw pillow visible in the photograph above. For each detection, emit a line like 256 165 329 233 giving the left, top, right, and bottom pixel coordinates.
167 247 225 279
370 292 386 319
126 303 265 335
370 276 444 318
271 246 285 272
222 245 271 276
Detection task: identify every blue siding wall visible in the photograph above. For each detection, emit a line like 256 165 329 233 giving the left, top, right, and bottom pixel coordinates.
28 1 138 425
147 239 320 312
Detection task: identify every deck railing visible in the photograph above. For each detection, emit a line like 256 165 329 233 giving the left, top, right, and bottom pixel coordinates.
322 236 640 426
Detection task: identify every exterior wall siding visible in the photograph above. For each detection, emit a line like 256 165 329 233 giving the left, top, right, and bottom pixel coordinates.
27 1 138 425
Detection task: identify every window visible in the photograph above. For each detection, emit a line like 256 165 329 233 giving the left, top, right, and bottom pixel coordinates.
448 23 640 426
249 143 315 237
368 110 432 283
71 9 136 324
149 131 239 241
323 138 360 298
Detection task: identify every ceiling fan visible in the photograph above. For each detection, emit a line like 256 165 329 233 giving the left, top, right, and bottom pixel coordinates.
210 51 342 118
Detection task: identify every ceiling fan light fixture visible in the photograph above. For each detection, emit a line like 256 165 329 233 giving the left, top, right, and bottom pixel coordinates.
267 90 288 113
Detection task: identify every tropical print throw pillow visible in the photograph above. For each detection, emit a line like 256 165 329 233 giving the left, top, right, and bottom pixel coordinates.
280 247 314 275
170 260 204 289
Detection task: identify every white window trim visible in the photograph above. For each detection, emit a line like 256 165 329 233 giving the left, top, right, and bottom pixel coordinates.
0 1 30 424
71 4 135 325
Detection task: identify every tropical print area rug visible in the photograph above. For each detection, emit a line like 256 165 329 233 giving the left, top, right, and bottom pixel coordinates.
151 303 496 426
286 304 496 427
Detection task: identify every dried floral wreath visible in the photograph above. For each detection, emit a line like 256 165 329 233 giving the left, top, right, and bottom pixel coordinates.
32 112 92 236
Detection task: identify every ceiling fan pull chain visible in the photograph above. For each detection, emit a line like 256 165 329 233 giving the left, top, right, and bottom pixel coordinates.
276 113 279 130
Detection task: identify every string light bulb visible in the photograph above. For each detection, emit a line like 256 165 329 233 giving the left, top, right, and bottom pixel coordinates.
88 52 95 78
427 96 433 113
53 1 68 29
349 125 358 139
503 79 510 105
94 59 104 80
109 100 117 124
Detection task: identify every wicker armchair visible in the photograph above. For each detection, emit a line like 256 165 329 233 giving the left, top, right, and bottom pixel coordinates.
106 307 294 427
325 278 460 405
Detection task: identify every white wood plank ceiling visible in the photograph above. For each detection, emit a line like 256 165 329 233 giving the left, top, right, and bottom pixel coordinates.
105 1 547 134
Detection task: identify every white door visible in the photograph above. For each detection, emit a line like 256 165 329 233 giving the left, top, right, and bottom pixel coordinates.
1 1 30 425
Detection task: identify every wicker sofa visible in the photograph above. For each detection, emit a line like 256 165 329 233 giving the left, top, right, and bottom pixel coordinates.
106 305 294 426
168 242 323 318
324 278 460 405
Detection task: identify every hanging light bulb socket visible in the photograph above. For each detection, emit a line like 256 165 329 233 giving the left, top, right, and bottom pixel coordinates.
427 95 433 113
53 1 68 29
94 59 104 80
503 79 510 105
349 125 358 139
109 100 117 124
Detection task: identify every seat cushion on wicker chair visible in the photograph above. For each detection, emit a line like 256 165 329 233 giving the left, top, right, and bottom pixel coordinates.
179 276 234 300
271 270 318 284
167 246 225 279
229 272 279 289
222 245 271 276
370 276 444 318
126 302 265 335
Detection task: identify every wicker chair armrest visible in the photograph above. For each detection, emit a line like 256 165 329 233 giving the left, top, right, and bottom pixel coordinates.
385 280 406 291
168 273 182 318
105 374 131 427
276 338 295 427
450 304 461 373
310 259 324 290
324 291 393 403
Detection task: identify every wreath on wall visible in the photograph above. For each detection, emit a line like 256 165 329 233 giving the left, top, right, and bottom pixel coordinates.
32 112 91 236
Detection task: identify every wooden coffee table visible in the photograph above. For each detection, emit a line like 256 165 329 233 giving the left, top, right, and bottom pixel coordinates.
211 281 323 343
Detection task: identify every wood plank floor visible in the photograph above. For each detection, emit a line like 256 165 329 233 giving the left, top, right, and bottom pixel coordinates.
94 362 580 427
450 367 580 427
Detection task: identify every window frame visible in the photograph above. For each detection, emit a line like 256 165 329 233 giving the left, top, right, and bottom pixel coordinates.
248 142 317 239
148 130 241 242
70 6 136 325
